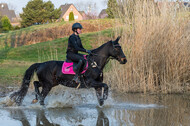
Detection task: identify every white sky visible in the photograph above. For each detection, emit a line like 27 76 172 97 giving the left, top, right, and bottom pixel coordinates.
0 0 107 15
1 0 189 15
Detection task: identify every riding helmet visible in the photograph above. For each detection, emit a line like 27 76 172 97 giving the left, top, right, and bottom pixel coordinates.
72 23 83 31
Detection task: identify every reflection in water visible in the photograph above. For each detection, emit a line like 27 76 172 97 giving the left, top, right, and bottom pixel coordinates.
7 109 59 126
96 110 109 126
0 94 190 126
36 110 60 126
1 108 109 126
9 109 30 126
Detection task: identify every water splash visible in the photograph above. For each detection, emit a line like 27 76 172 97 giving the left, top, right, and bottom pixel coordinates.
0 86 164 110
0 96 16 107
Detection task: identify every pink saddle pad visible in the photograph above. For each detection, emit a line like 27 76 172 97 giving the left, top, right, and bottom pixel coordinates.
62 55 88 75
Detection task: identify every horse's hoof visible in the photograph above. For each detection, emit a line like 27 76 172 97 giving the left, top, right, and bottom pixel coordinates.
31 99 38 104
40 101 45 106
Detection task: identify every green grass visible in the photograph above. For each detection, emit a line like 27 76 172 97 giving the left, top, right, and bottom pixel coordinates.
1 29 112 62
0 29 113 86
0 60 30 86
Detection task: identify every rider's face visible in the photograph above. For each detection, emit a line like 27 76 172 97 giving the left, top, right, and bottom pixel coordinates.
76 28 82 34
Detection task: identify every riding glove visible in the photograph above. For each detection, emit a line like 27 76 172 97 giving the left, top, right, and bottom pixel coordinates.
86 50 91 54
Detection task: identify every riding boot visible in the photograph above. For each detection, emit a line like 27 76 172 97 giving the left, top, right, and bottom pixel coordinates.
73 60 83 84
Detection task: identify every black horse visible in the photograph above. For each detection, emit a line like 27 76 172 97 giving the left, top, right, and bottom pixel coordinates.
10 36 127 106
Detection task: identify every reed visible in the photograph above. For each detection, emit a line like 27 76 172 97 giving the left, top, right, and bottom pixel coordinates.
105 0 190 93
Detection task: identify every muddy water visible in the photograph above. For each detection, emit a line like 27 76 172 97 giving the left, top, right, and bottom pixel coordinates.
0 87 190 126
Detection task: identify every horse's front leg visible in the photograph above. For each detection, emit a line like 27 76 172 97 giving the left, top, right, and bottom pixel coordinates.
94 83 108 100
91 81 108 106
102 83 108 100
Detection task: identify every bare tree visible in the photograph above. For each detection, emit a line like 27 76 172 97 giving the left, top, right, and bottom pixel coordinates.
75 1 98 19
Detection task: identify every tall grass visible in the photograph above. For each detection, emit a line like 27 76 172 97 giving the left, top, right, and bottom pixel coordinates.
105 0 190 93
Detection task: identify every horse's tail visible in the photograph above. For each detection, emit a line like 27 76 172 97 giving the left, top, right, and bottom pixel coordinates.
10 63 40 106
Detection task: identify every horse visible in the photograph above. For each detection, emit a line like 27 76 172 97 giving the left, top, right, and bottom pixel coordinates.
10 36 127 106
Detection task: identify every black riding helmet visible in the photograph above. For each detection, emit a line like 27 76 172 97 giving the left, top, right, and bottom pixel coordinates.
72 23 83 31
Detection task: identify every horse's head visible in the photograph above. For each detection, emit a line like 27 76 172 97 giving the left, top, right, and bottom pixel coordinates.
110 36 127 64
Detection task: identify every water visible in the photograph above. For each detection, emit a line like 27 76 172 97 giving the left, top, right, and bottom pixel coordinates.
0 86 190 126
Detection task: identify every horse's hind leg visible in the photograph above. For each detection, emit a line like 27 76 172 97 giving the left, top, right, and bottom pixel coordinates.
39 83 52 105
32 81 42 104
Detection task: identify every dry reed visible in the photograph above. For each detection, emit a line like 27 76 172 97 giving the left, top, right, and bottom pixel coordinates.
104 0 190 93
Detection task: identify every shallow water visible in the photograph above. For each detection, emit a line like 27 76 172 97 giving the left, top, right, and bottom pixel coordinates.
0 87 190 126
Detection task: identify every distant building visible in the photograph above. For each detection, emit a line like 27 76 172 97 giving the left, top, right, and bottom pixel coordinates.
79 11 87 20
0 3 20 26
98 9 108 19
58 4 83 21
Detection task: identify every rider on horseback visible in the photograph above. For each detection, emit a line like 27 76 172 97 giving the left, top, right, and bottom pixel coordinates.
66 23 91 84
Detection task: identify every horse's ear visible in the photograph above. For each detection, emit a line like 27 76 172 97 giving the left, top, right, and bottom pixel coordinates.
116 36 121 42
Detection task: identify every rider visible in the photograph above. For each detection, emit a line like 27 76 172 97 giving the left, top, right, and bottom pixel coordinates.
66 23 91 84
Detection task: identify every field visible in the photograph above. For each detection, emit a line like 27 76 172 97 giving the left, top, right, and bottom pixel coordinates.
0 1 190 94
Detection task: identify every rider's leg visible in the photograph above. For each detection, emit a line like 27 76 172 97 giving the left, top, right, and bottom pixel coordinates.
67 53 85 84
73 59 83 83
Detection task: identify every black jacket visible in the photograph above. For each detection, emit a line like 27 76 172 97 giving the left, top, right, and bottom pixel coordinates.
66 34 86 54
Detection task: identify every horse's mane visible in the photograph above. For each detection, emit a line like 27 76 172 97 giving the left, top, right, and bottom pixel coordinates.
92 41 112 53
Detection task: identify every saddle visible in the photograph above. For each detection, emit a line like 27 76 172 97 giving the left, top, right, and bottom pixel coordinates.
62 55 88 75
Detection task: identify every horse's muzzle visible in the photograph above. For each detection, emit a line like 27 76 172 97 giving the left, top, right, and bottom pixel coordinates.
120 57 127 64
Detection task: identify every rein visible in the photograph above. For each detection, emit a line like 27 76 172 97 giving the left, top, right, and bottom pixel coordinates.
88 41 120 69
88 53 114 70
84 41 121 78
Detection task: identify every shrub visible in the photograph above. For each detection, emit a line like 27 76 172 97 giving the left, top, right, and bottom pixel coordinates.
69 12 74 21
1 16 12 32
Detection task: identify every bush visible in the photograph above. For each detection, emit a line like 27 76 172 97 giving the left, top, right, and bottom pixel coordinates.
69 12 74 21
1 16 12 32
14 26 20 30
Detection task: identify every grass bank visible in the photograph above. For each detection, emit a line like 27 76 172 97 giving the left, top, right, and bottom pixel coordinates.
0 19 114 50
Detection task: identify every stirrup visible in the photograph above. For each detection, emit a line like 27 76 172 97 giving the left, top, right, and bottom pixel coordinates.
73 76 81 84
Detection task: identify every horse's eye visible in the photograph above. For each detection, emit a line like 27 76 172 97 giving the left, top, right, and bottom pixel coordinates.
115 47 121 51
114 48 121 54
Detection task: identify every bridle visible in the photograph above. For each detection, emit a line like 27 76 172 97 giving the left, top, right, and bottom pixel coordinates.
87 41 123 70
83 41 125 87
112 41 121 49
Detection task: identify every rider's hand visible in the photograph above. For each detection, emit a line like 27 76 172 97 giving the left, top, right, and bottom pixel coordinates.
86 50 91 54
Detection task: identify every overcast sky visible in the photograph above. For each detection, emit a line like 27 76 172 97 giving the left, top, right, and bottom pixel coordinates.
0 0 107 15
